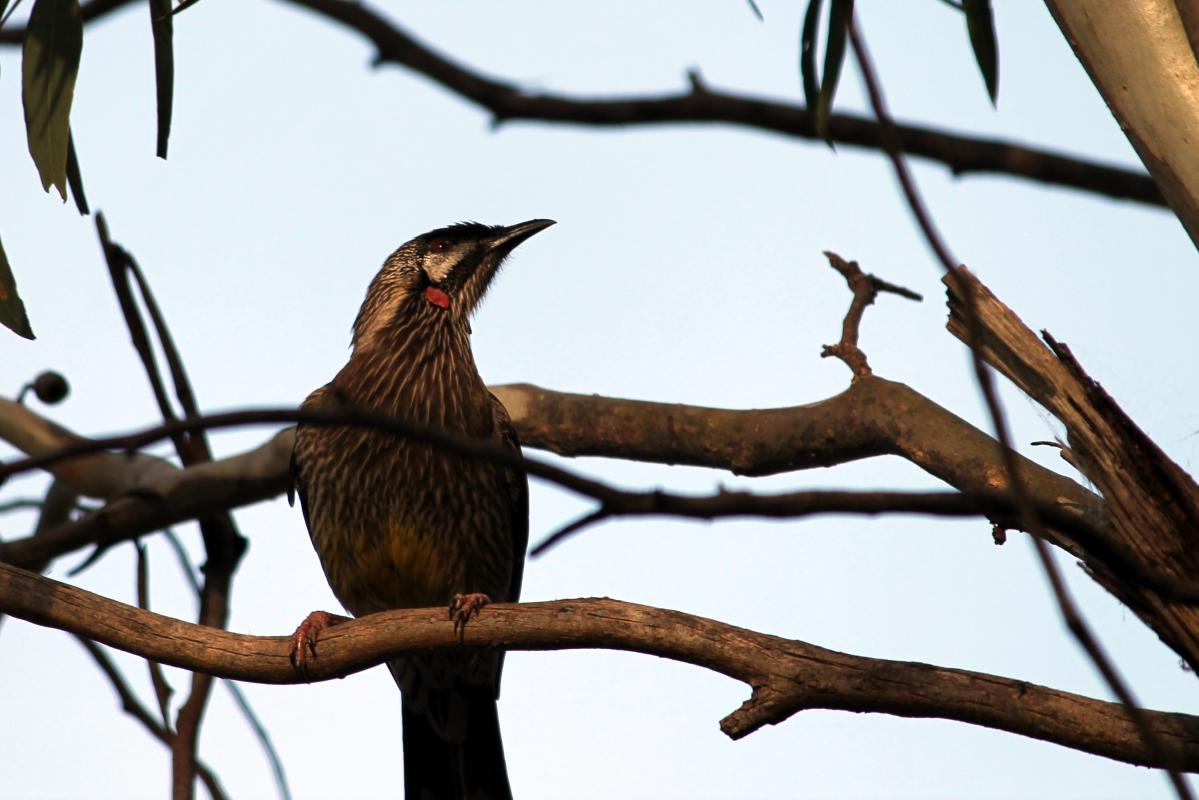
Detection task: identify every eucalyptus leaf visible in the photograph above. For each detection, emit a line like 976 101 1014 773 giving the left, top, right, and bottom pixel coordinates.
21 0 83 200
800 0 823 116
0 237 34 340
815 0 854 144
66 128 89 215
0 0 18 27
964 0 998 104
149 0 173 158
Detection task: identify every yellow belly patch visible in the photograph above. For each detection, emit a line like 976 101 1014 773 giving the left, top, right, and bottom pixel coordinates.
319 518 463 613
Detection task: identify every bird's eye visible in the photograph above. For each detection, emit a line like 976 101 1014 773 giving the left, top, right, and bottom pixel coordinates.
429 239 451 252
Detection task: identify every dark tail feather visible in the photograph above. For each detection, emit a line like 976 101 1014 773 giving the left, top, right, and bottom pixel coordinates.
402 687 513 800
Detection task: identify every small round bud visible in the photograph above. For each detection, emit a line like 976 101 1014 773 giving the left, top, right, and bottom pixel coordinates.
32 371 69 405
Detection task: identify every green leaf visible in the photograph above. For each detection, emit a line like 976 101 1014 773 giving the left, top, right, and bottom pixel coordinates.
21 0 83 201
815 0 854 144
800 0 823 116
963 0 998 104
0 0 19 25
0 237 35 340
66 127 89 215
149 0 173 158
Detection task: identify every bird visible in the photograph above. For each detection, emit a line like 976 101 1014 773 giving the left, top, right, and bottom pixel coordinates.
289 219 554 800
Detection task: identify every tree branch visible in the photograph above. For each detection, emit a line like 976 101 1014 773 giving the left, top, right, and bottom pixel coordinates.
819 250 922 378
2 560 1196 772
285 0 1164 206
0 393 1102 570
0 0 1164 207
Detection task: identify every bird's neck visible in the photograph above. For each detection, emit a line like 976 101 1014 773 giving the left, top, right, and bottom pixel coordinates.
337 314 487 429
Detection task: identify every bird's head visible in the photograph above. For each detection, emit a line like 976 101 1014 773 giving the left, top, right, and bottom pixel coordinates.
352 219 555 352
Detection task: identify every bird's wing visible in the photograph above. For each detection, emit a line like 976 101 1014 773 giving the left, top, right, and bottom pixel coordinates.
292 448 313 535
490 391 529 604
291 383 331 536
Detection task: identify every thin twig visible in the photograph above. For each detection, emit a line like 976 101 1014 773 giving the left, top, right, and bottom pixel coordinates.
534 508 611 555
75 637 230 800
136 542 175 727
164 529 201 592
96 215 247 800
819 251 922 378
0 498 42 514
222 681 293 800
95 215 186 456
125 251 211 456
163 527 293 800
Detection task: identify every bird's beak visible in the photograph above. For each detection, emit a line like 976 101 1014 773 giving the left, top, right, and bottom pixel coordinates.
486 219 556 254
454 219 555 316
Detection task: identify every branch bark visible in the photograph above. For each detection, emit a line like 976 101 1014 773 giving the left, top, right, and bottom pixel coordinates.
2 560 1195 772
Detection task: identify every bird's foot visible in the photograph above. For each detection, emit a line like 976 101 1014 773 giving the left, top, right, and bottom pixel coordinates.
289 610 349 681
449 592 491 638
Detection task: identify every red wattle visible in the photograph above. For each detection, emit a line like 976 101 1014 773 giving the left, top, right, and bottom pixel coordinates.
425 287 451 309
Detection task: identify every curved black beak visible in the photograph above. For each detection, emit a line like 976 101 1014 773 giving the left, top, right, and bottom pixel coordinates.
487 219 556 253
453 219 555 316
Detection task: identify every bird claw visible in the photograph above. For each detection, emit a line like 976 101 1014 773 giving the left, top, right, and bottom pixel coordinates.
449 592 491 638
288 610 348 681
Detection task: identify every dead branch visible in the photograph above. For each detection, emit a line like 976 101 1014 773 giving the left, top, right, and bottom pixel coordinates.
851 16 1193 791
946 266 1199 675
1 560 1196 772
820 250 922 378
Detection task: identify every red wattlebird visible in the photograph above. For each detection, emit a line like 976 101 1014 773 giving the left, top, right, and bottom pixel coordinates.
290 219 554 800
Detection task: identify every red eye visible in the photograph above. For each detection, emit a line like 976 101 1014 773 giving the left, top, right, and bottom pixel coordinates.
429 239 450 252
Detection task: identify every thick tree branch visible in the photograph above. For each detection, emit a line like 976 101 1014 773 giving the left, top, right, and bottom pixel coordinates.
0 0 1164 207
0 389 1102 570
2 560 1196 772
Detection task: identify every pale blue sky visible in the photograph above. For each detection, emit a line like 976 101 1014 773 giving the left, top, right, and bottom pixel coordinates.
3 2 1198 798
